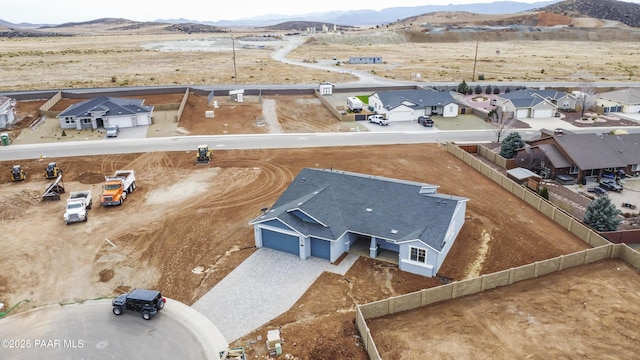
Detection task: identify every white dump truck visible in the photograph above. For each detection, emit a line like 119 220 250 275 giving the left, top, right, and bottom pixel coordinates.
64 190 92 224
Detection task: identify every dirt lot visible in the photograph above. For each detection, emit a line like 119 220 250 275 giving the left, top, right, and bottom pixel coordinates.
1 27 640 91
0 23 631 359
0 139 590 359
367 258 640 359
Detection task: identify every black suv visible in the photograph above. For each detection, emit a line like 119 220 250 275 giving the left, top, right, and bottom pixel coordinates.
112 289 166 320
418 116 434 127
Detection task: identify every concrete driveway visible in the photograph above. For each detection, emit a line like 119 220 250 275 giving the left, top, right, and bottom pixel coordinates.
193 248 358 343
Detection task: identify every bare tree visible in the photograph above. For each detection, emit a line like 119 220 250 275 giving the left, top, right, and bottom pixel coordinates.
487 107 515 143
576 81 597 118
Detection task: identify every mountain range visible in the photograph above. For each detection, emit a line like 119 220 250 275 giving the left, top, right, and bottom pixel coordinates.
2 1 559 28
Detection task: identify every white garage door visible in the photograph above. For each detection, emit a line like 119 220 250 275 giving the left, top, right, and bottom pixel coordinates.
516 109 529 119
108 117 134 128
533 109 554 118
388 111 412 122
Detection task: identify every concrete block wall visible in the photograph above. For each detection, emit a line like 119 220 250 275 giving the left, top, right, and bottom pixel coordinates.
175 88 190 123
39 91 62 112
356 143 632 358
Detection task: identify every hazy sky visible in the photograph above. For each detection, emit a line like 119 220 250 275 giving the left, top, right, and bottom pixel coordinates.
6 0 636 24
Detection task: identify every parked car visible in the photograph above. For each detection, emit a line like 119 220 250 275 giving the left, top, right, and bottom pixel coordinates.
587 187 607 195
112 289 166 320
418 116 434 127
599 179 623 192
106 125 120 137
368 115 388 126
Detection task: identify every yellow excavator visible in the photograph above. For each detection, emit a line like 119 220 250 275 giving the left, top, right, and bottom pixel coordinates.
45 162 61 179
196 145 212 165
11 165 27 181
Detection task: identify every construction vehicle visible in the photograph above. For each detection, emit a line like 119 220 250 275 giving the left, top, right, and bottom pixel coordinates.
11 165 26 181
101 170 136 206
45 162 61 179
64 190 92 224
196 145 212 165
42 174 65 201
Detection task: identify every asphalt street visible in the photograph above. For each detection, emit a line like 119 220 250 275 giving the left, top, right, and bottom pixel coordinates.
0 299 227 360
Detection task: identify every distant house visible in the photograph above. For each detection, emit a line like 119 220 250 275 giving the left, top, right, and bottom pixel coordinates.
249 168 469 277
57 96 153 131
594 88 640 113
0 96 17 129
368 88 460 122
348 56 382 64
515 133 640 183
493 89 575 119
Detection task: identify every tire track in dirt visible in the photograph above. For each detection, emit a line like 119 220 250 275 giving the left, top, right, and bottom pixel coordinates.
199 158 293 210
99 154 129 175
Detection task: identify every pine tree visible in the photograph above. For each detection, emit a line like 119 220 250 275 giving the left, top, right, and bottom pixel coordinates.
499 132 524 159
457 80 469 94
583 196 622 231
538 186 549 200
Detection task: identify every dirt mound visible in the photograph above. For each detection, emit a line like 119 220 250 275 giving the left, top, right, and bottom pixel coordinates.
77 171 106 184
0 189 42 220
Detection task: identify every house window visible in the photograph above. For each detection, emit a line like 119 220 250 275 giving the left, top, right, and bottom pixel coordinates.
65 119 75 124
410 247 426 263
632 164 639 172
569 166 579 175
82 119 91 124
562 101 570 109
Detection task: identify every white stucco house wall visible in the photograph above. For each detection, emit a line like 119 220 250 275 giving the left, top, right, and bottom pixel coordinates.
595 88 640 113
0 96 17 129
57 96 154 130
368 88 459 122
249 168 469 278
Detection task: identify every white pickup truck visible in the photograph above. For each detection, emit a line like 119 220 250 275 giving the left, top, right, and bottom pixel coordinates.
64 190 92 224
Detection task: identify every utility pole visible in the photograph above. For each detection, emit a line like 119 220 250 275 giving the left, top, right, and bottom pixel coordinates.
232 36 237 85
472 39 479 81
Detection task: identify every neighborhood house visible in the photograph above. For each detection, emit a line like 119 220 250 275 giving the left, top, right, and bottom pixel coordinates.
57 96 154 131
0 95 16 129
515 133 640 184
595 88 640 114
368 88 460 122
492 89 576 119
249 168 469 277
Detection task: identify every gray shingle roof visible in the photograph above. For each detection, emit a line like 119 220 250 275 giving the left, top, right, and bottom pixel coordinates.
597 88 640 105
555 134 628 169
374 88 457 110
536 143 572 168
499 89 556 108
58 96 153 118
599 133 640 165
251 168 468 252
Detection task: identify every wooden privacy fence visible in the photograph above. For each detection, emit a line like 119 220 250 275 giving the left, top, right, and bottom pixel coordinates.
354 142 628 360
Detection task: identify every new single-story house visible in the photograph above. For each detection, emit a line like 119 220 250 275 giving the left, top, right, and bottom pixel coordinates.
0 95 17 129
57 96 154 130
368 88 460 122
594 88 640 113
249 168 469 277
493 89 575 119
515 133 640 183
348 56 382 64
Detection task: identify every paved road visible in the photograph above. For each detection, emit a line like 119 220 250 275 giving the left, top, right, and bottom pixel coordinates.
0 299 227 360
